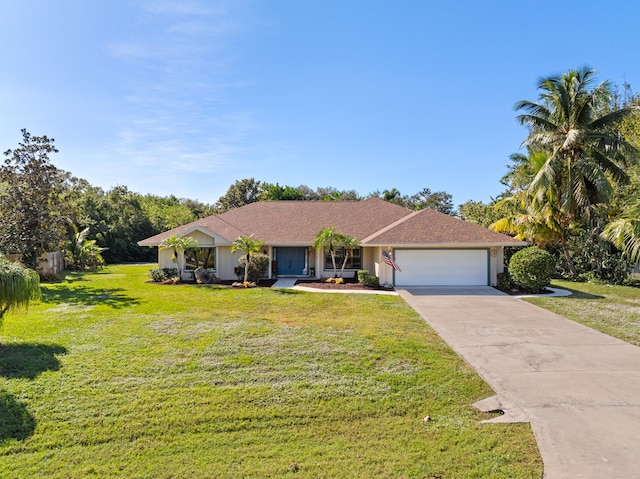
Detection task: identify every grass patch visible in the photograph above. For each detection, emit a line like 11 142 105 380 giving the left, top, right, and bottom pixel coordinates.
525 280 640 346
0 265 542 478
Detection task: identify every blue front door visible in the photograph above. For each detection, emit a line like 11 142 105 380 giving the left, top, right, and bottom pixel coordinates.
277 248 306 276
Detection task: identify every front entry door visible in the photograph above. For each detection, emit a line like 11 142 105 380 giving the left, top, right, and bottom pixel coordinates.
277 247 306 276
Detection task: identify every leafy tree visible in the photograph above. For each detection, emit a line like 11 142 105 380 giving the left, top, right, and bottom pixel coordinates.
258 183 304 200
159 235 200 278
214 178 261 213
140 194 197 233
0 130 71 269
0 255 40 322
408 188 455 214
515 66 639 224
230 235 264 283
180 198 215 219
92 186 156 263
458 200 504 228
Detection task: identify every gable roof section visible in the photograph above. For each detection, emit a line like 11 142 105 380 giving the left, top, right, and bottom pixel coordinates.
137 215 246 246
138 197 523 247
363 207 525 246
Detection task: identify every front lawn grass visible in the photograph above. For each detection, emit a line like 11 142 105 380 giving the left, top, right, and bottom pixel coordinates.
0 265 542 478
525 280 640 346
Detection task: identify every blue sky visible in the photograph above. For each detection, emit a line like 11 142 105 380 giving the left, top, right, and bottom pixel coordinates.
2 1 639 207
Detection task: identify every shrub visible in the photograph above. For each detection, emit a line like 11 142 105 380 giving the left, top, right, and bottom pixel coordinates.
496 271 513 291
234 253 269 282
553 230 630 284
508 246 555 292
147 267 178 282
148 268 166 282
357 270 380 288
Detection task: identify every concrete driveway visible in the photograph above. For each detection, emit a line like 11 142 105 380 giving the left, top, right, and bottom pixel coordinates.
398 287 640 479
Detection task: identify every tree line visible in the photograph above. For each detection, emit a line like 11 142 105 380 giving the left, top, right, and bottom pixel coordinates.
2 66 638 283
0 130 453 269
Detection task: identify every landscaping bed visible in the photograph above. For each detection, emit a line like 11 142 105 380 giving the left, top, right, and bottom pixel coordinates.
295 277 394 291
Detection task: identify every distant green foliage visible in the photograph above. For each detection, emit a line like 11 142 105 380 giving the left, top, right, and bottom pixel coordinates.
554 230 630 284
509 247 555 291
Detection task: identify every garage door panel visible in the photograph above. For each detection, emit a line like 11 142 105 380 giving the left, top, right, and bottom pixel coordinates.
394 249 488 286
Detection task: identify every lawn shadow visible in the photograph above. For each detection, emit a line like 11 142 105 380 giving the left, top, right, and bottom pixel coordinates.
0 391 35 442
272 288 304 295
40 285 142 309
0 343 67 379
552 286 604 300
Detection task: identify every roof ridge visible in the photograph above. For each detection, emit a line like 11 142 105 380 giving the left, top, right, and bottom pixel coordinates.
361 209 420 244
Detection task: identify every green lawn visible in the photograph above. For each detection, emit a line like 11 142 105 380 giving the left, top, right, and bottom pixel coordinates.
0 265 542 478
525 279 640 346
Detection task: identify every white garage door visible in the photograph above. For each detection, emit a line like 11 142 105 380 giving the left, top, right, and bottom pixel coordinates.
394 249 488 286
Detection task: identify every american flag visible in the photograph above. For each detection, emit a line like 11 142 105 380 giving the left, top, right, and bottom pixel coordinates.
381 250 401 271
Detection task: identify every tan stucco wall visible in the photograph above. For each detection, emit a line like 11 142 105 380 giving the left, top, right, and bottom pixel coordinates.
216 246 243 280
490 247 504 286
158 248 177 270
185 230 216 246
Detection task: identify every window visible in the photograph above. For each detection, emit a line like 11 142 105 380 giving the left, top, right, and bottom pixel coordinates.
325 247 361 270
185 247 215 270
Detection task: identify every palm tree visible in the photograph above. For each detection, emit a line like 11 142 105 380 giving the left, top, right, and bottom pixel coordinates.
492 151 581 277
337 235 361 278
382 188 401 202
64 227 107 270
159 234 200 278
515 66 639 222
0 255 41 322
313 227 340 278
231 235 264 283
601 200 640 264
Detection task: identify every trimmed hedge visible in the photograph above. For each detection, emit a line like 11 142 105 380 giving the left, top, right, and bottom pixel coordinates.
357 270 380 288
508 246 554 291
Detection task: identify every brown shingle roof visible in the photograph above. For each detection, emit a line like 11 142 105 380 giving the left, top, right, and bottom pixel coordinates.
363 208 524 245
138 197 523 246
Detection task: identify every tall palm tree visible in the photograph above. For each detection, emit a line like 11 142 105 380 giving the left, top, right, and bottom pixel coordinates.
516 66 639 222
492 150 583 277
337 235 361 278
382 188 401 202
313 227 340 278
0 255 41 322
231 235 264 283
159 234 200 278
